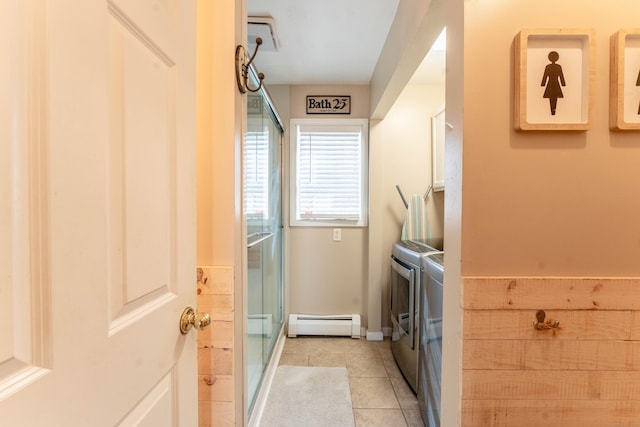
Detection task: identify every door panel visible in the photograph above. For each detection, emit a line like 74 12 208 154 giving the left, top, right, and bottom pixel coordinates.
107 6 176 328
117 373 174 427
0 0 197 425
0 0 51 402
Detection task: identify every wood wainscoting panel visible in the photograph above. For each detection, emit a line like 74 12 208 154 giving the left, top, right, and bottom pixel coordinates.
464 277 640 310
197 266 235 427
462 277 640 427
462 399 640 427
464 310 634 340
464 339 640 371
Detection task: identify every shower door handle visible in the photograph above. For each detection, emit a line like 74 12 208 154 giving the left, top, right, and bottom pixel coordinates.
247 231 275 248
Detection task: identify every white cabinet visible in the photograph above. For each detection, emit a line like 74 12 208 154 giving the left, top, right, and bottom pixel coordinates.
431 105 445 192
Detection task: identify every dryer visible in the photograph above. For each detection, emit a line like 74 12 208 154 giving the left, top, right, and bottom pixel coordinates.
389 239 442 393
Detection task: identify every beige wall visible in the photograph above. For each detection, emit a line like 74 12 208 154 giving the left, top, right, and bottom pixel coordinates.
270 81 445 334
267 27 447 338
285 85 371 322
367 0 444 337
462 2 640 276
200 0 640 425
370 0 444 118
270 2 446 338
197 1 446 423
370 83 445 330
453 1 640 425
442 0 463 425
288 85 370 118
196 0 245 425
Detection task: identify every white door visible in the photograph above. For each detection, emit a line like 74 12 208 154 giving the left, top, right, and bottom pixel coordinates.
1 0 198 425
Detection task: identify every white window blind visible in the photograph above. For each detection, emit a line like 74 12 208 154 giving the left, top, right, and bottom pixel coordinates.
290 119 368 227
245 130 269 218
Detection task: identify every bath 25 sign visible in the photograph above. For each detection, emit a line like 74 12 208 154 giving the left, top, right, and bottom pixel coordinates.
306 95 351 114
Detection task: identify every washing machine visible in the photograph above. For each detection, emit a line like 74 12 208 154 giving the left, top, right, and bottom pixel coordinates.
418 252 443 426
389 238 442 393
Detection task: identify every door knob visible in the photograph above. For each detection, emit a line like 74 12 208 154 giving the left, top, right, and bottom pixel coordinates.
179 306 211 334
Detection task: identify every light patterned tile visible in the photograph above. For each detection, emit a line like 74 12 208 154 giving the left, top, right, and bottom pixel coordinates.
390 377 419 410
378 342 395 361
282 337 311 353
346 338 386 356
307 337 349 353
354 409 408 427
266 336 418 426
382 356 404 379
350 377 399 409
309 352 347 367
278 352 309 366
346 354 387 377
403 409 424 427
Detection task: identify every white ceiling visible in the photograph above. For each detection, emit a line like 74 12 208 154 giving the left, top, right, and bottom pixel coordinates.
247 0 446 87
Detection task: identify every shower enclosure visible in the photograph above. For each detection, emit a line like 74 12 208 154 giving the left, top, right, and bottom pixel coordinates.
244 70 284 414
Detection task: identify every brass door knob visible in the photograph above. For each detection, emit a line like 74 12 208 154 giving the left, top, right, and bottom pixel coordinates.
180 307 211 334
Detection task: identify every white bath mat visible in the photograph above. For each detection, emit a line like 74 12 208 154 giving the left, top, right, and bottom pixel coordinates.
259 366 355 427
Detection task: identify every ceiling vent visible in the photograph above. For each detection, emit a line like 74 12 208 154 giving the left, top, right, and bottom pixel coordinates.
248 16 279 52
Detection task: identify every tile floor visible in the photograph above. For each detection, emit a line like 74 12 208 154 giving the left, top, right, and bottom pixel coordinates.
275 336 424 427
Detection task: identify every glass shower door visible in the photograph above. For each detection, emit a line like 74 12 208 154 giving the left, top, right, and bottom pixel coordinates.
245 87 283 413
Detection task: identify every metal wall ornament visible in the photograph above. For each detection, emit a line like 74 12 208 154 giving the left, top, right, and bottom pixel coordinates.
235 37 265 94
610 29 640 131
514 29 595 131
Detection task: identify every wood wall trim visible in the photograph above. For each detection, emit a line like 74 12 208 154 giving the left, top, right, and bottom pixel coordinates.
462 277 640 426
462 399 640 426
464 277 640 310
463 370 640 400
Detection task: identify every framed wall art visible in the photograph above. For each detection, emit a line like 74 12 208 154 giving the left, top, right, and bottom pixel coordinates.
514 29 595 131
610 29 640 130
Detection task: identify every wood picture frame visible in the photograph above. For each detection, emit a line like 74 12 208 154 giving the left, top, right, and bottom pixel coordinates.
514 29 595 131
610 29 640 131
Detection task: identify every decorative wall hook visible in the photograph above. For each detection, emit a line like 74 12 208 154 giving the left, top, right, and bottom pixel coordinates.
197 267 208 285
533 309 560 334
235 37 265 94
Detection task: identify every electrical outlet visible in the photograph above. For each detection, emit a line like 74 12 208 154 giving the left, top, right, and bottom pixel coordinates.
332 228 342 241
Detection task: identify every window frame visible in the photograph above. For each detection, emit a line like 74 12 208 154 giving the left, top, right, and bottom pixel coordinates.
289 118 369 228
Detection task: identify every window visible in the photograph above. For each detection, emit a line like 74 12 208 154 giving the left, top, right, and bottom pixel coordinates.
245 128 269 219
290 118 368 227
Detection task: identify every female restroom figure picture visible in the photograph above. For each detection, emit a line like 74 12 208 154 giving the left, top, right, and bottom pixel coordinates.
541 50 565 116
609 29 640 130
637 67 640 115
515 30 593 131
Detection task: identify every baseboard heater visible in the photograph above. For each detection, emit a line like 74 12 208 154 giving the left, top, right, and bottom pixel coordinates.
288 314 360 339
